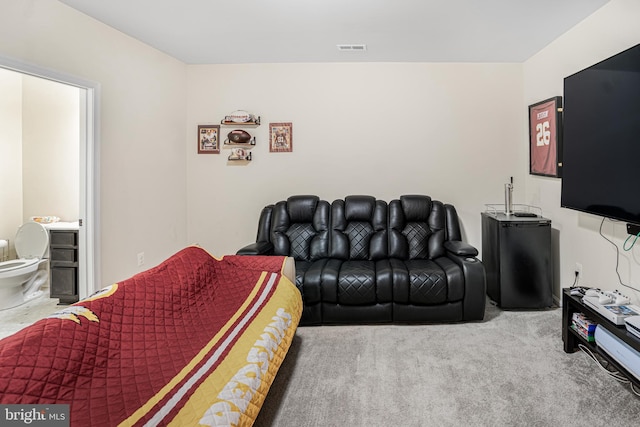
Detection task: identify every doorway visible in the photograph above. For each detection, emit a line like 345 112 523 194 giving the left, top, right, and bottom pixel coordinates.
0 54 100 299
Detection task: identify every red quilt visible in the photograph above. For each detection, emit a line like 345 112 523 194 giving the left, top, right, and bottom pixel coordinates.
0 246 302 426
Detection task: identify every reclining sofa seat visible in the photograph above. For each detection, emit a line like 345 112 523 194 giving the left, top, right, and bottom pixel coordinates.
237 194 485 325
322 196 393 323
389 195 464 321
253 195 330 325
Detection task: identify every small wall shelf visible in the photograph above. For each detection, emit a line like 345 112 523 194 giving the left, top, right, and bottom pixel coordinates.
228 151 252 161
221 111 258 163
223 137 256 146
221 116 260 126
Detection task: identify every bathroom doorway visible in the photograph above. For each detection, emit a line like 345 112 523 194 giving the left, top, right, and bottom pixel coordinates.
0 55 99 300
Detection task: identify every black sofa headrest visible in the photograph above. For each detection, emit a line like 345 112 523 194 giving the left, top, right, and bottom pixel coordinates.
344 195 377 221
400 195 433 222
286 195 319 222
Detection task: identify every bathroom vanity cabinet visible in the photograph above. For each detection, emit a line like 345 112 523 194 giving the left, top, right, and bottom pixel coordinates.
49 229 79 304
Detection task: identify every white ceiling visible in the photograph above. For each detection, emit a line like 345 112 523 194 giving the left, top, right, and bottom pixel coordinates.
58 0 610 64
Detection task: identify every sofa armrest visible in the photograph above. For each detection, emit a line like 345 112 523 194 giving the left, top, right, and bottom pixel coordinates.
236 241 274 256
444 240 478 257
446 251 486 321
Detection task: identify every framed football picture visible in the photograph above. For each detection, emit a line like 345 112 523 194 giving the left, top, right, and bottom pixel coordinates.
269 122 293 152
529 96 562 177
197 125 220 154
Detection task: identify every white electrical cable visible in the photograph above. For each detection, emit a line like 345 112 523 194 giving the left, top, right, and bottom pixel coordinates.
599 218 640 294
578 343 630 384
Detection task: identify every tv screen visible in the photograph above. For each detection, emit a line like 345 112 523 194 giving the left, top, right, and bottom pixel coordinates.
561 43 640 225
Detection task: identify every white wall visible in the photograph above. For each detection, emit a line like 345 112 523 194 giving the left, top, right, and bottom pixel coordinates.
524 0 640 302
0 69 23 259
4 0 636 302
0 0 188 286
22 75 79 223
187 63 524 257
0 70 79 259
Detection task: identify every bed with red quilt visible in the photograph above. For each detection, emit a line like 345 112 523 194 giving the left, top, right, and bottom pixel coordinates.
0 246 302 426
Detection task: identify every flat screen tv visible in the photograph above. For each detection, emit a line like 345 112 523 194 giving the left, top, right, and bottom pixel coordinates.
561 43 640 227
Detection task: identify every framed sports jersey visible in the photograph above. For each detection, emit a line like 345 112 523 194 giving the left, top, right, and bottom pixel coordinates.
529 96 562 177
269 122 293 152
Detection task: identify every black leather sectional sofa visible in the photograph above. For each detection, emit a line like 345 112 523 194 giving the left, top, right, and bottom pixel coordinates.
237 195 486 325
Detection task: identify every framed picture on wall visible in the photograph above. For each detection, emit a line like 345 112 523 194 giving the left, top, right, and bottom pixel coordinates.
197 125 220 154
529 96 562 177
269 122 293 152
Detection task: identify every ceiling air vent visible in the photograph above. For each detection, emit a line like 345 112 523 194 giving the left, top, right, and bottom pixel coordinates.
337 44 367 52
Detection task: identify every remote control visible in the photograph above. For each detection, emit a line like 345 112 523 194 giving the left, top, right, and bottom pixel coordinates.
513 212 538 217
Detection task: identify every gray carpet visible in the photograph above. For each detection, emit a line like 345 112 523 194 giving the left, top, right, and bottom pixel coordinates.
255 303 640 427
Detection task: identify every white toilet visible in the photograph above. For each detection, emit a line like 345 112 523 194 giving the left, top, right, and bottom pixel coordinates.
0 222 50 310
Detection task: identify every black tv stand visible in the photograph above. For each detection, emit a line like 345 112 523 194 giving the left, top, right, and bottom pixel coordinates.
562 288 640 389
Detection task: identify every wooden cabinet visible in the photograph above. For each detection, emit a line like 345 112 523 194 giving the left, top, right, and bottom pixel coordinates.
49 229 79 304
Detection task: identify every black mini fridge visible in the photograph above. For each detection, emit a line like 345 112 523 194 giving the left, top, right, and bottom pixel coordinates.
481 212 553 309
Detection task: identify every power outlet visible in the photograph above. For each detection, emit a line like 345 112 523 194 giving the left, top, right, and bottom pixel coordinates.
137 252 145 267
575 262 583 278
627 223 640 236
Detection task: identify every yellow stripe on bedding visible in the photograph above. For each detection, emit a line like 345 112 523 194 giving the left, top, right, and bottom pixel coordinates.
118 271 270 427
169 275 302 427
